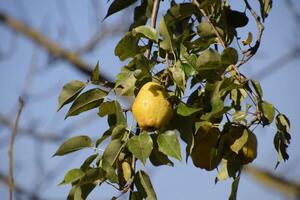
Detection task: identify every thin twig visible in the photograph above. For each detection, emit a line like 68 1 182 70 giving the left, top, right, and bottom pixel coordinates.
193 0 226 49
146 0 161 59
8 98 24 200
236 0 265 69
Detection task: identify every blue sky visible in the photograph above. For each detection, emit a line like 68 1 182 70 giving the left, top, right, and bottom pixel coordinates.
0 0 300 199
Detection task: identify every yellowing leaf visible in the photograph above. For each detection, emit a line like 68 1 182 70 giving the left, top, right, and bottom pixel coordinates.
242 32 253 46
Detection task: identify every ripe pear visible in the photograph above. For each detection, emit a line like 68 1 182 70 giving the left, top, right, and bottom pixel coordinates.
191 124 221 171
132 82 173 131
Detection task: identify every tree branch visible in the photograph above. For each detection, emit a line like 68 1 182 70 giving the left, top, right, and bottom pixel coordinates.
8 98 24 200
236 0 265 68
0 11 115 89
146 0 161 58
244 166 300 199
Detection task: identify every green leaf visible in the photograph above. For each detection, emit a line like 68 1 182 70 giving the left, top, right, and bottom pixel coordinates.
53 135 93 156
127 131 153 164
196 48 221 71
229 176 240 200
60 168 85 185
80 154 98 171
57 80 86 111
221 48 238 65
158 17 174 52
135 170 157 200
115 66 136 96
250 80 263 99
260 101 275 125
232 110 247 123
176 102 201 116
65 89 107 119
100 159 118 183
78 168 105 185
98 100 126 126
115 32 141 61
96 129 112 147
68 183 96 200
133 25 159 42
230 129 248 154
104 0 137 20
102 139 123 165
149 135 174 167
274 114 291 167
91 61 100 84
225 9 249 28
197 22 224 38
258 0 272 22
157 130 182 161
169 61 186 92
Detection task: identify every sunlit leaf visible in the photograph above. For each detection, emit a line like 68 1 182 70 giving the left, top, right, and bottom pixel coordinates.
258 0 272 21
242 32 253 46
157 130 182 161
91 61 100 84
127 131 153 164
176 102 201 116
115 32 141 61
230 129 248 154
60 168 85 185
260 101 275 125
53 135 93 156
133 25 159 42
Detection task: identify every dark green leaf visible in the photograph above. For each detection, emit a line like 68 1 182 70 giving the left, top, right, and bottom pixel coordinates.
115 32 141 61
78 168 105 185
104 0 137 20
96 129 112 147
65 89 107 119
91 61 100 84
53 135 93 156
135 170 157 200
176 102 201 116
102 139 123 165
157 130 182 161
68 183 96 200
127 131 153 164
98 101 126 126
57 80 86 111
169 61 186 92
230 129 248 154
100 159 118 183
60 168 85 185
196 48 222 71
221 48 238 65
149 135 174 167
250 80 263 99
225 9 249 28
80 154 98 171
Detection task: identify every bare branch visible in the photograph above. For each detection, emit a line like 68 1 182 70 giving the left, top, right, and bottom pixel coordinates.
0 11 115 89
236 0 265 68
8 98 24 200
146 0 161 59
244 166 300 199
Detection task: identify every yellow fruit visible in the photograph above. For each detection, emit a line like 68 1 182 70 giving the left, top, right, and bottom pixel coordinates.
191 124 221 171
240 131 257 164
132 82 174 131
121 161 132 182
